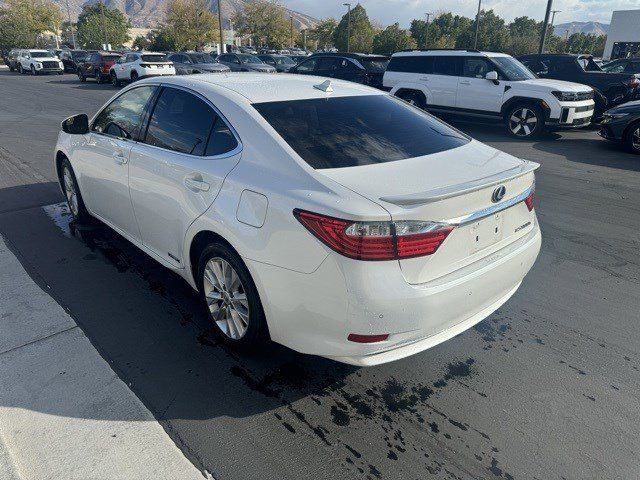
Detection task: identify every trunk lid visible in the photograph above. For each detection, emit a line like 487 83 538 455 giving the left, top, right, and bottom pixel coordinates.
320 140 538 284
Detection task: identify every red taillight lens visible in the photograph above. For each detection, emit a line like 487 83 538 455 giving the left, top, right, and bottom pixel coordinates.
525 190 535 211
625 76 640 89
102 65 110 73
348 333 389 343
293 209 453 261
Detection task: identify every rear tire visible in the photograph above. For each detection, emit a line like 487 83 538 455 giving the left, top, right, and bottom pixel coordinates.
505 103 544 139
59 158 90 222
95 70 104 83
9 65 14 72
30 65 36 75
130 70 139 82
18 64 23 74
396 90 426 109
625 122 640 155
78 72 86 82
111 72 120 87
197 242 268 347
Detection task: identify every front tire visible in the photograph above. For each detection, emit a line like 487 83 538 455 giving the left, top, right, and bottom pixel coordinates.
626 122 640 155
30 65 36 75
18 64 23 74
505 103 544 139
111 72 120 87
78 72 86 82
197 243 268 346
59 158 89 222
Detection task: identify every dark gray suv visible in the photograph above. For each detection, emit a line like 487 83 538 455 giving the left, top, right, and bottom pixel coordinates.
216 53 276 73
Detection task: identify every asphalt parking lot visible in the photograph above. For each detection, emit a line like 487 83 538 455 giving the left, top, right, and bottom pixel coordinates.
1 71 639 480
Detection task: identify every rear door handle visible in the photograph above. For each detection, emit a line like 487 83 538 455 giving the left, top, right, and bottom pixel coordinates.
459 80 471 85
184 177 210 192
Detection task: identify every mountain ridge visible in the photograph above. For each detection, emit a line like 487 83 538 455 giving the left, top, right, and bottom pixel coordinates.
54 0 319 30
553 21 609 37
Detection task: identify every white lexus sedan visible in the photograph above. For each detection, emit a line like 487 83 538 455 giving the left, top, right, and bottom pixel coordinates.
54 74 541 366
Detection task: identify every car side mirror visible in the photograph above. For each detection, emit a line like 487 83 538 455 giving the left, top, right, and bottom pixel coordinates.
485 71 499 84
61 114 89 135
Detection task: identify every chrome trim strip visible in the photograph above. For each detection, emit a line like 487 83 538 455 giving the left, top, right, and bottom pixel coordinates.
444 185 534 226
379 161 539 207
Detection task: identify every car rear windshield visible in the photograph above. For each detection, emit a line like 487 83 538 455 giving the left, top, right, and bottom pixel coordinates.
141 54 168 62
102 55 120 62
253 95 469 169
359 57 389 72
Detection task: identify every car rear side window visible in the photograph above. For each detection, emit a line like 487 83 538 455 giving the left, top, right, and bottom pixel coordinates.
432 56 461 76
144 88 215 156
253 95 469 169
92 86 156 140
388 56 434 74
141 54 167 62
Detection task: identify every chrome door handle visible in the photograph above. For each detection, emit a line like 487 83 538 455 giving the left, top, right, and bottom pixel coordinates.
184 177 210 192
459 80 471 85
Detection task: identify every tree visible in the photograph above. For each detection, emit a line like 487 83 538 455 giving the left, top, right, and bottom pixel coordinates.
132 33 152 51
163 0 220 51
76 2 130 49
411 13 472 49
456 10 509 51
233 0 292 49
505 16 542 55
0 0 62 51
148 28 177 51
333 3 374 53
308 18 337 50
372 23 415 55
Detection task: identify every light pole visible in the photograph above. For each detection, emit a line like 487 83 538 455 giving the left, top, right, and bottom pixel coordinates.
473 0 482 49
64 0 76 49
538 0 553 54
217 0 224 54
100 1 107 50
290 16 294 48
542 9 561 53
425 12 433 48
343 3 351 53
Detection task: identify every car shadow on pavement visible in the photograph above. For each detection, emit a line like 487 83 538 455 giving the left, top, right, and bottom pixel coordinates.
0 192 357 425
533 137 640 171
45 78 119 90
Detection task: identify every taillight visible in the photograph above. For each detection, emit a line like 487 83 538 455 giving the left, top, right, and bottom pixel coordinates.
525 190 535 211
625 76 640 89
293 209 452 261
102 65 110 73
348 333 389 343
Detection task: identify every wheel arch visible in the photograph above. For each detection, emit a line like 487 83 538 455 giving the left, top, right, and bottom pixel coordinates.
394 88 427 104
188 229 241 290
501 96 550 121
622 118 640 144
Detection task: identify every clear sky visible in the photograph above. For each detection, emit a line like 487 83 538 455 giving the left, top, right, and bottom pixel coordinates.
283 0 639 26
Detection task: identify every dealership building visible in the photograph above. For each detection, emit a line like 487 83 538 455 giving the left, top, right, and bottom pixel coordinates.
603 9 640 60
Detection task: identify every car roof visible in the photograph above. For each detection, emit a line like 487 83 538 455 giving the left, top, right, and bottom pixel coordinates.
309 52 388 59
27 49 50 53
144 73 384 103
392 49 511 58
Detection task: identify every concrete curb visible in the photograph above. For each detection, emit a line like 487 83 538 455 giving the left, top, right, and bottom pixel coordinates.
0 235 207 480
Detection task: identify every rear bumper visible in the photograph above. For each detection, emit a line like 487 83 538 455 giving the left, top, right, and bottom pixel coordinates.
247 220 541 366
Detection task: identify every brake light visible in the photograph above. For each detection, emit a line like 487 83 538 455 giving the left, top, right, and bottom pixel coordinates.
525 190 535 211
293 209 453 261
625 76 640 89
102 65 110 73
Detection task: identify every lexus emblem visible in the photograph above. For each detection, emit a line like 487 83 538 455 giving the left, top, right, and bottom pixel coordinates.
492 185 506 203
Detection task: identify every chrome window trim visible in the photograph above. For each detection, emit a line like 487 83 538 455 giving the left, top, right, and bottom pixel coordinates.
443 185 534 226
138 82 243 160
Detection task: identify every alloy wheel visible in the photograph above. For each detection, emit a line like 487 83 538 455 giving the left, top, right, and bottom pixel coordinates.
632 126 640 152
62 167 79 217
509 108 538 137
203 257 250 340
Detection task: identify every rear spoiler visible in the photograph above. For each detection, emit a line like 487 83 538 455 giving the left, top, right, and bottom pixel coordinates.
379 160 539 207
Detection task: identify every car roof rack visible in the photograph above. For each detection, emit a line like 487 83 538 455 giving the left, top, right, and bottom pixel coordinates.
398 48 482 53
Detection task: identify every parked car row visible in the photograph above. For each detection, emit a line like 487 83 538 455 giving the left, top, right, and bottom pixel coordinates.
4 49 64 75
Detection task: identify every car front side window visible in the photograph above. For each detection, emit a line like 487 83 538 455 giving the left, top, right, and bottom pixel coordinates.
92 86 156 140
143 88 216 156
296 58 316 72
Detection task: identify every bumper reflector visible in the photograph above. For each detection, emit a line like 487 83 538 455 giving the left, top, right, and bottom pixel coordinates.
348 333 389 343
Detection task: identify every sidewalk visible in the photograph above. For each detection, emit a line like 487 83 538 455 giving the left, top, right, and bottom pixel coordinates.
0 235 207 480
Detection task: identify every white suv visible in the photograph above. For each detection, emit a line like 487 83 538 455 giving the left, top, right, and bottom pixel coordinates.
383 50 595 138
110 52 175 86
16 49 64 75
